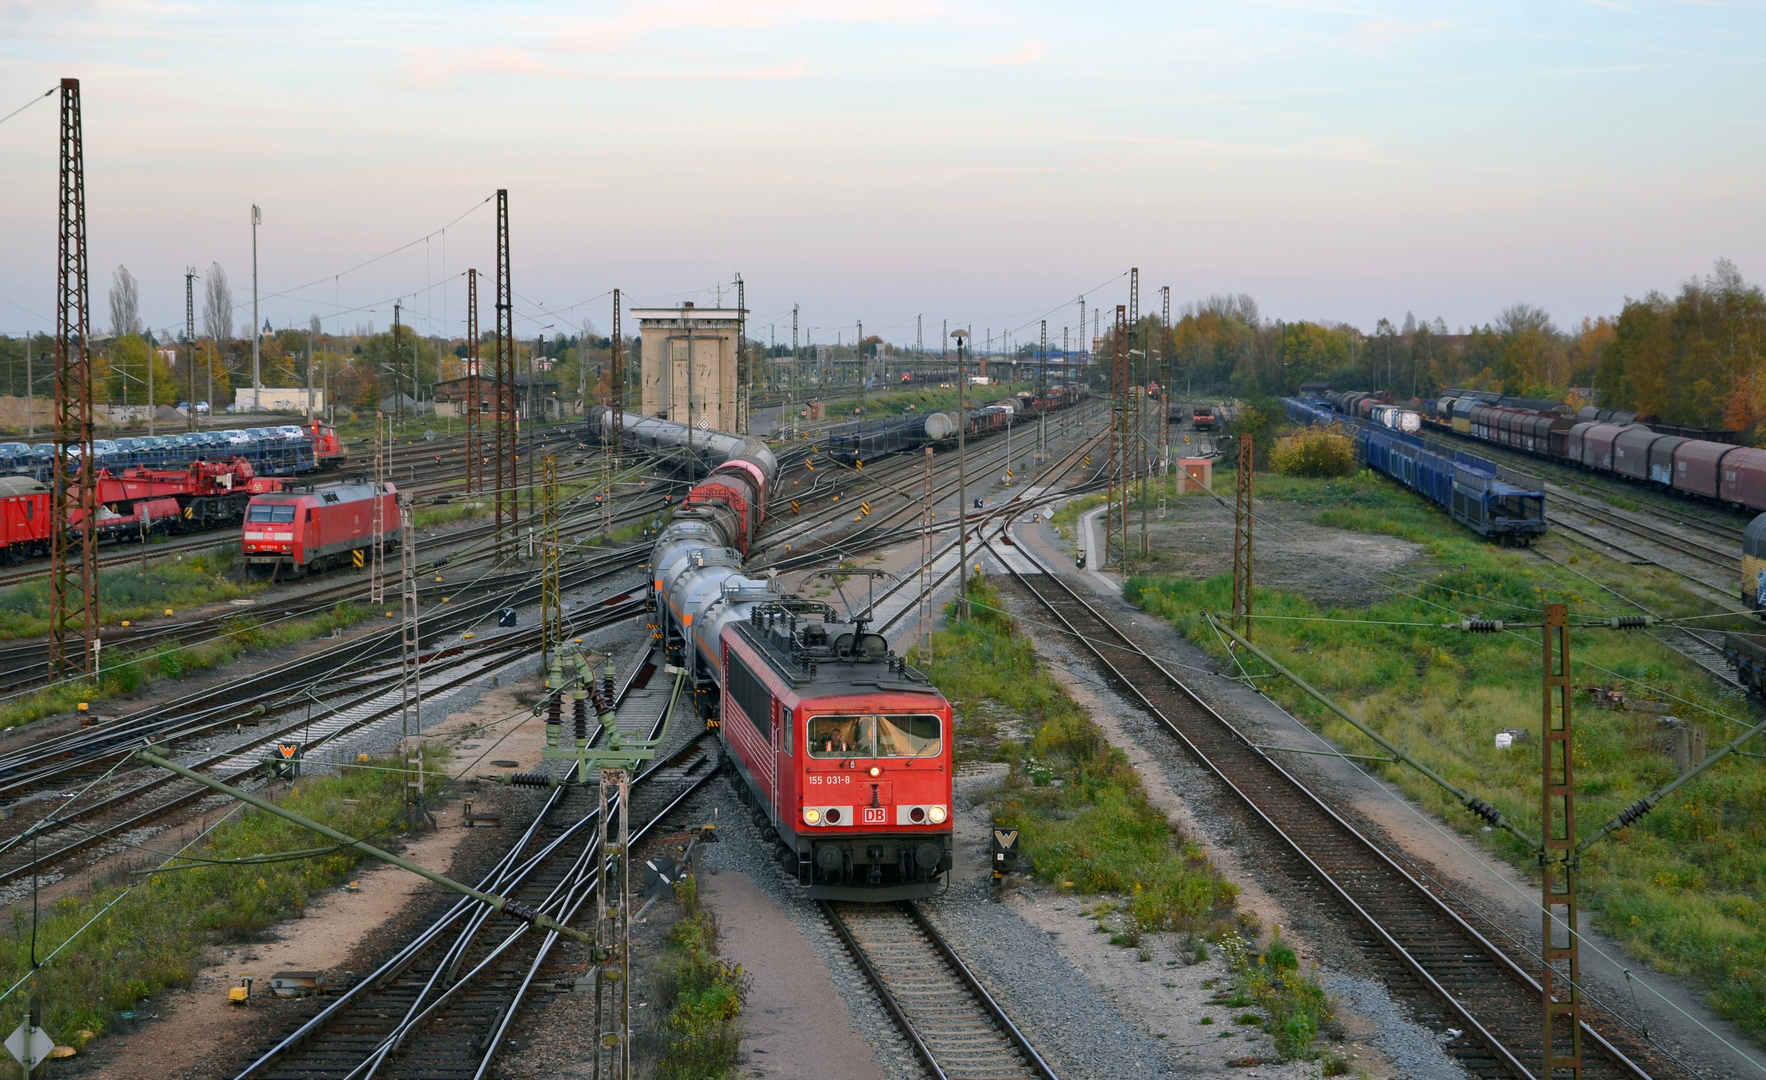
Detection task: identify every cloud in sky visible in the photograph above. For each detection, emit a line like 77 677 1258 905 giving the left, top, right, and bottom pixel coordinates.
0 0 1761 340
988 41 1045 64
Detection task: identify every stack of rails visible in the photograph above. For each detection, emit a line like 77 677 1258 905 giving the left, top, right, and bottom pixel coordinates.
1285 398 1547 543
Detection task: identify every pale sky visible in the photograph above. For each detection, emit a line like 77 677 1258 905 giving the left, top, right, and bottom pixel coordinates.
1 1 1762 348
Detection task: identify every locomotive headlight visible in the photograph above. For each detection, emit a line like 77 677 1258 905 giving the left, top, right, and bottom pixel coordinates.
868 766 882 778
928 805 948 824
803 808 822 825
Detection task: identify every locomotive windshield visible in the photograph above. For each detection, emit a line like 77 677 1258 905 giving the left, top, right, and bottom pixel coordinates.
247 505 296 523
807 714 942 759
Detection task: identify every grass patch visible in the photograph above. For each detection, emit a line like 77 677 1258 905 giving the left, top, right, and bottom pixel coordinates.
1049 493 1106 540
414 500 490 529
655 873 746 1080
0 748 446 1058
1220 930 1335 1061
1128 468 1766 1037
912 576 1238 935
0 602 369 730
0 543 252 641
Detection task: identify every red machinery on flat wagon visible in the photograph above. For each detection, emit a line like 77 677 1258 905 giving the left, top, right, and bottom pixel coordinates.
0 458 283 561
241 482 401 578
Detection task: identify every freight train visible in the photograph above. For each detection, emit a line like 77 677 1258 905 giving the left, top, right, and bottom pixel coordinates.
821 384 1087 464
1420 391 1766 514
593 407 956 901
240 482 403 578
0 458 284 562
1285 398 1548 543
1324 391 1422 434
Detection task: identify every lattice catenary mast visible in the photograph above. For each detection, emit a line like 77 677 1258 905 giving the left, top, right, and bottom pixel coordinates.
541 453 562 663
372 411 387 605
49 77 97 679
1231 436 1254 637
494 189 516 559
185 269 198 433
1108 305 1129 572
1540 602 1583 1079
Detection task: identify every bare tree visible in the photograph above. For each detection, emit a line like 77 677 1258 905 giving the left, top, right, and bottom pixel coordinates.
1497 303 1556 338
109 265 141 339
309 313 323 338
203 262 233 342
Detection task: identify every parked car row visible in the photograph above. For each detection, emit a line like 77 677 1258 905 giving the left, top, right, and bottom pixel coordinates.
0 424 342 479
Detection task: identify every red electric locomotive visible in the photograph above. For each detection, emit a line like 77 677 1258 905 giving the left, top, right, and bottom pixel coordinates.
611 399 958 902
241 481 401 577
719 605 953 900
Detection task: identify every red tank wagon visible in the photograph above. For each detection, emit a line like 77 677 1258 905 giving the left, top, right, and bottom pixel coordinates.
242 482 401 577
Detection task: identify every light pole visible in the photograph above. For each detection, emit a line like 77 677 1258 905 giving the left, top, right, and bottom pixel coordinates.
250 204 261 407
953 329 970 619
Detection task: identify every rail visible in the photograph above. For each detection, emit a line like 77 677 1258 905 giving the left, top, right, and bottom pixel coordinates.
823 900 1061 1080
985 535 1660 1080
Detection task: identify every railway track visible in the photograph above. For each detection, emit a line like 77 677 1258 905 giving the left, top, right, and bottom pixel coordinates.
231 650 716 1080
1545 489 1738 577
989 541 1680 1080
0 423 610 592
0 545 652 888
824 900 1060 1080
756 400 1113 572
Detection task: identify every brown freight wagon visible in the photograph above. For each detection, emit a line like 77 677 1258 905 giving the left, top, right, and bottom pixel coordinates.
1581 423 1639 473
1672 440 1741 499
1719 446 1766 511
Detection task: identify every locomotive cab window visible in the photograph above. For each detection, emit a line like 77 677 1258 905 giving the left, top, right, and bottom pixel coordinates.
807 714 942 758
247 505 296 524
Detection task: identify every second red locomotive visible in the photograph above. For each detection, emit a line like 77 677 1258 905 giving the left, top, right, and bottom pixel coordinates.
241 481 402 577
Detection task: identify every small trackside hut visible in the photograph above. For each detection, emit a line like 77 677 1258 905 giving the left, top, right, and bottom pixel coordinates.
718 600 953 901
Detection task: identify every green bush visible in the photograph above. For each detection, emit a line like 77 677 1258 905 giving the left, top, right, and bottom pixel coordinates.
1269 427 1356 478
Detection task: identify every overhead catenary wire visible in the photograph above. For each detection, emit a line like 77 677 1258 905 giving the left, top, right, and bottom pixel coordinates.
1169 466 1757 730
977 517 1753 1075
0 86 54 129
1201 601 1754 1078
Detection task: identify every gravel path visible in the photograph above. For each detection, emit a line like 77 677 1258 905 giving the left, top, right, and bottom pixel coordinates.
694 777 927 1080
1323 972 1468 1080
